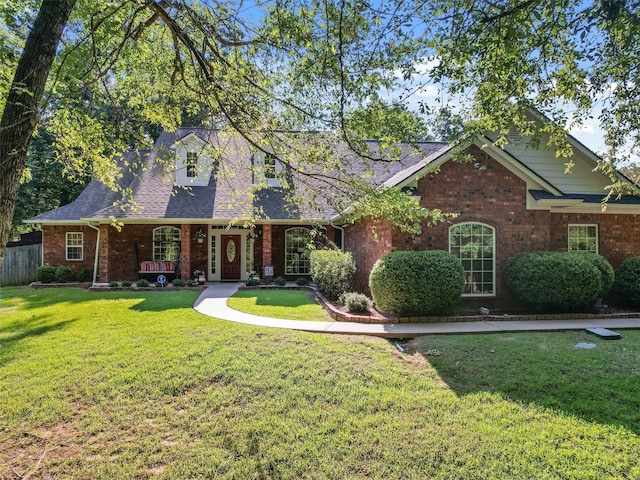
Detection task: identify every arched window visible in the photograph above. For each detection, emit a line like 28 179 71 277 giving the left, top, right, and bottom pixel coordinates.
153 227 181 261
449 222 495 296
285 228 311 275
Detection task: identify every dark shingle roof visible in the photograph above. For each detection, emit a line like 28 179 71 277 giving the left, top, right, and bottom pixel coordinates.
28 150 147 223
529 189 640 205
27 129 449 224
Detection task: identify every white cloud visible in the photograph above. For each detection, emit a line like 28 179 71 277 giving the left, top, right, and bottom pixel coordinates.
415 84 440 98
569 123 595 134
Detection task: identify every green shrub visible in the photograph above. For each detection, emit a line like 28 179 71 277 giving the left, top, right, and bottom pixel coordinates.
369 250 464 316
310 249 356 300
121 280 132 287
246 278 261 286
37 265 56 283
76 266 92 283
136 279 150 287
108 281 120 288
566 252 614 299
295 277 309 286
172 279 187 287
55 266 73 283
339 292 373 313
505 251 602 312
273 276 286 286
613 257 640 306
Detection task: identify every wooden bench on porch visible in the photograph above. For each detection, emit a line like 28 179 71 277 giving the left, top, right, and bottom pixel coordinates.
138 261 178 281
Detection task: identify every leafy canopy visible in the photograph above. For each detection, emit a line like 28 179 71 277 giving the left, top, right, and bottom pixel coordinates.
414 0 640 189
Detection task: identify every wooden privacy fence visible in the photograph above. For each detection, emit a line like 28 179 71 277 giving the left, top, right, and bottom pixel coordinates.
1 244 42 286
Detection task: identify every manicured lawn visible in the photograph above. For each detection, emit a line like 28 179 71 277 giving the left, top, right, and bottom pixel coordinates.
227 288 332 321
408 329 640 435
1 286 639 479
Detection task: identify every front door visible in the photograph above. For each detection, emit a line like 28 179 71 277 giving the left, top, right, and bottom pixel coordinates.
221 235 241 280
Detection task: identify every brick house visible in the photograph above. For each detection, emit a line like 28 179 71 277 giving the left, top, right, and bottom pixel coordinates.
27 125 640 305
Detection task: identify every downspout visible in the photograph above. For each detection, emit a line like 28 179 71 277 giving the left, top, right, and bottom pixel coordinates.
87 223 100 286
331 223 345 252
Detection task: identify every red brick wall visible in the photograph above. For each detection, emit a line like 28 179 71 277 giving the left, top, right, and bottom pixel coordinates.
45 222 340 282
42 225 98 278
262 224 336 278
45 222 338 282
402 146 551 299
349 147 553 298
550 213 640 268
344 219 394 293
100 223 210 282
189 224 210 278
347 145 640 304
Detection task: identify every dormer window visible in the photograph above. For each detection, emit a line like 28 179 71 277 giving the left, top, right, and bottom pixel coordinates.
170 132 211 187
253 152 283 187
186 152 198 178
264 154 276 179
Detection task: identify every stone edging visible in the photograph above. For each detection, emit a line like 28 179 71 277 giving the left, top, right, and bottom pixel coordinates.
30 282 207 291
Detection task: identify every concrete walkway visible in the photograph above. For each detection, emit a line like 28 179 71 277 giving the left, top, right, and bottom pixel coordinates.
193 283 640 338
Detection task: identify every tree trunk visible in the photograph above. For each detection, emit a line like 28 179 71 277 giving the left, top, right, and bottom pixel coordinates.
0 0 76 268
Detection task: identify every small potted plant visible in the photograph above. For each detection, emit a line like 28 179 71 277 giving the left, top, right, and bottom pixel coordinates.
193 269 206 284
195 229 206 243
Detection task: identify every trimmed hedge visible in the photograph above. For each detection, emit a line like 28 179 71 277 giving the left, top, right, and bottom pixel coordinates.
369 250 464 316
36 265 56 283
613 256 640 306
505 251 604 312
55 266 73 283
567 252 614 299
310 250 356 300
76 267 92 283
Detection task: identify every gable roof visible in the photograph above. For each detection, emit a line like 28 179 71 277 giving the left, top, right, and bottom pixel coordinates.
27 129 447 225
380 133 640 212
27 123 640 226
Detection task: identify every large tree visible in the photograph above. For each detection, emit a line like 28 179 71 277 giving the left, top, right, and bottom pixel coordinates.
4 0 640 268
0 0 76 266
416 0 640 179
0 0 431 267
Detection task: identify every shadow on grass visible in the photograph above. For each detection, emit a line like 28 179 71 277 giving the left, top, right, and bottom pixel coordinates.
0 316 78 364
408 330 640 435
2 286 200 320
2 287 97 311
128 290 201 312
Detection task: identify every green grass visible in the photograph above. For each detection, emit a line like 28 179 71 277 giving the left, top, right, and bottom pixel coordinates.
408 330 640 435
0 286 639 479
227 288 332 321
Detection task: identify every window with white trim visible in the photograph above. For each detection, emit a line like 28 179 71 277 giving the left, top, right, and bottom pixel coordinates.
285 228 311 275
66 232 83 261
209 235 216 275
568 224 598 253
186 152 198 178
264 154 276 179
449 222 495 296
253 152 283 186
153 227 181 261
